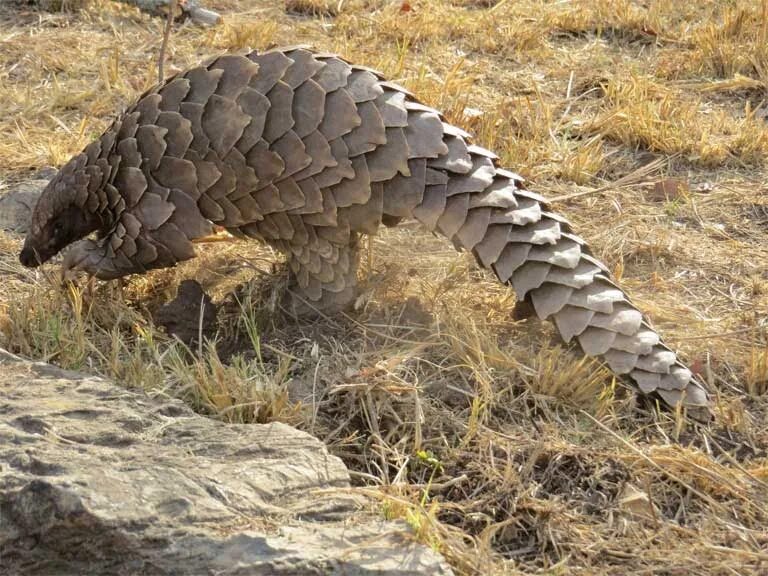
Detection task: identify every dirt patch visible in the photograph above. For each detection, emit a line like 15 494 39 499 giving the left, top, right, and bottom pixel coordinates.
152 280 219 347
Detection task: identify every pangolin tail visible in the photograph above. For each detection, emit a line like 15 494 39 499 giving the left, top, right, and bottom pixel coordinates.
396 127 709 409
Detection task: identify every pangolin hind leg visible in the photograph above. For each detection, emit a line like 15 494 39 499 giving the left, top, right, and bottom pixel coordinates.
282 232 361 315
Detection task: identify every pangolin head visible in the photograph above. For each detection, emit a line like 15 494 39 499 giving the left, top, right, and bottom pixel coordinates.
19 153 104 269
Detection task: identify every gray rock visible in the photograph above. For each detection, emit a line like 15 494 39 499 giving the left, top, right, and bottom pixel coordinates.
0 179 48 234
0 349 453 576
31 167 59 181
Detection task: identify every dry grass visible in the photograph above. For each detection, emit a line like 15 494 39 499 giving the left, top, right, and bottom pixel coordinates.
1 1 768 574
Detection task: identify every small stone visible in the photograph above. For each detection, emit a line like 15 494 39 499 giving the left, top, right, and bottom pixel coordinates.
462 107 484 119
648 178 688 202
619 483 658 520
0 179 49 234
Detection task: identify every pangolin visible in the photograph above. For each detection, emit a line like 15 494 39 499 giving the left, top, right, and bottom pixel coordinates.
19 46 709 410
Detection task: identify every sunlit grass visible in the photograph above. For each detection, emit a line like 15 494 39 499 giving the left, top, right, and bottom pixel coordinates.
0 0 767 574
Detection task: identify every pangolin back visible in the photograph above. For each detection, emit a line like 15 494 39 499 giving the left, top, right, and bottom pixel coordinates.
32 47 709 410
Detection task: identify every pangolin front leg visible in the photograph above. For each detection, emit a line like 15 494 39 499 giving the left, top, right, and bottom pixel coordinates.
20 47 709 410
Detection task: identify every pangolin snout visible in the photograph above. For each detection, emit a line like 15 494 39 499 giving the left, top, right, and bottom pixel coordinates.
19 245 41 268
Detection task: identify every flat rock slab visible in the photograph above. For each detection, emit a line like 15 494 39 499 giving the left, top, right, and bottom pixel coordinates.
0 179 49 234
0 349 453 575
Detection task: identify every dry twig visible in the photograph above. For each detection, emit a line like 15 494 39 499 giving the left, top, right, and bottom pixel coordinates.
157 0 176 83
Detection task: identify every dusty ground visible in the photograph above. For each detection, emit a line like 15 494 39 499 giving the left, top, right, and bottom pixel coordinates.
1 1 767 574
